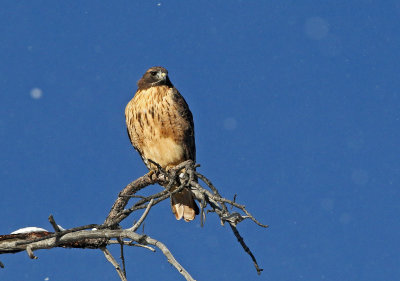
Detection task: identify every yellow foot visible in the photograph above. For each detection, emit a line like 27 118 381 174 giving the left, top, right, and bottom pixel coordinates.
146 170 157 180
147 170 155 177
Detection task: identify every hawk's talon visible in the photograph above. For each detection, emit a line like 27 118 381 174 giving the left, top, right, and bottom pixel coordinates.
146 170 155 177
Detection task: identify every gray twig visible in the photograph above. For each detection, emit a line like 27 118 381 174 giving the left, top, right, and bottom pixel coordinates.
107 240 155 252
118 239 127 278
101 247 127 281
128 199 154 232
26 245 37 259
229 224 263 275
48 215 61 232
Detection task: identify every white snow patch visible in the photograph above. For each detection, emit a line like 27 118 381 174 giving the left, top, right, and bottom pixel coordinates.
57 225 66 231
11 227 48 234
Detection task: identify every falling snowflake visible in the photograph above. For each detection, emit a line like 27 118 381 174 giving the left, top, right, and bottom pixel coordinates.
30 88 43 99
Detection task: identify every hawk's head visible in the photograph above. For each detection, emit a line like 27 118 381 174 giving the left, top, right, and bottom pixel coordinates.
137 66 173 90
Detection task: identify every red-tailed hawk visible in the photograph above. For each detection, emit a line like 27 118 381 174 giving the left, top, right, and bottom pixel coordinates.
125 66 199 222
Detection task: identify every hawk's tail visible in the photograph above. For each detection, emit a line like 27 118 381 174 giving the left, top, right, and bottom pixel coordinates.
171 188 199 222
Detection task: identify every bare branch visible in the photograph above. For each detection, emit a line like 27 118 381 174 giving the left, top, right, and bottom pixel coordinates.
26 245 37 259
229 224 263 275
0 160 266 279
1 229 195 281
128 199 154 232
48 215 61 232
14 224 101 246
104 173 157 227
144 234 196 281
192 184 268 228
107 240 155 252
101 247 127 281
118 239 127 278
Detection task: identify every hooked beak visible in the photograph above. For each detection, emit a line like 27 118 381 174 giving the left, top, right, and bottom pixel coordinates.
157 71 167 81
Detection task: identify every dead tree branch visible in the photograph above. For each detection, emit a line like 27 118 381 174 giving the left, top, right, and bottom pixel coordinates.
0 160 267 279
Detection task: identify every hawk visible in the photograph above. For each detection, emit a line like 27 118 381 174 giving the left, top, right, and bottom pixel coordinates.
125 66 199 222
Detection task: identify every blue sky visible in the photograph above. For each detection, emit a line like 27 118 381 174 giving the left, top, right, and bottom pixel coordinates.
1 1 399 280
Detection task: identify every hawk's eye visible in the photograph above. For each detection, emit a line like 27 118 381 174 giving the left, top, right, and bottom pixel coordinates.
150 71 157 76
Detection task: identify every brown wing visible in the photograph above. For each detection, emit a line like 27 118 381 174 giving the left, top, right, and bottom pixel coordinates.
169 88 199 221
171 87 196 162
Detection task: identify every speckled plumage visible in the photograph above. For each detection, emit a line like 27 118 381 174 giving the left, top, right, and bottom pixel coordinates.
125 67 199 221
